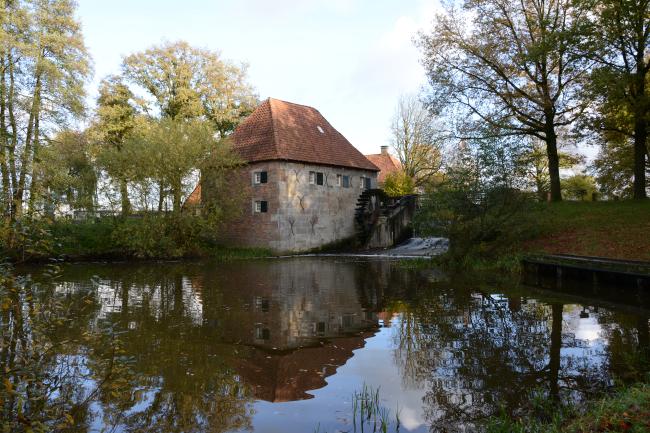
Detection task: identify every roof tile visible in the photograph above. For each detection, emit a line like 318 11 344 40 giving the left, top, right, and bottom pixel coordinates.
230 98 379 171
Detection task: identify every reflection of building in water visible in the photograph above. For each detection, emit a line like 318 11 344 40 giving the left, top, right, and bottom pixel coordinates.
198 258 381 401
235 331 376 402
55 258 383 403
201 258 379 351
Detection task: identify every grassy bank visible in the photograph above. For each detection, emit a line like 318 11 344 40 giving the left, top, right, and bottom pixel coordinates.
441 200 650 275
523 200 650 262
1 217 273 262
488 382 650 433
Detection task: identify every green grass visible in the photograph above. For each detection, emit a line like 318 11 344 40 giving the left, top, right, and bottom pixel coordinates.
203 245 274 260
487 382 650 433
524 200 650 261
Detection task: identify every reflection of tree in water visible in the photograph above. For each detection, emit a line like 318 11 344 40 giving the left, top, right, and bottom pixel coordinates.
390 283 649 432
579 308 650 383
2 263 255 433
0 266 135 432
74 265 255 433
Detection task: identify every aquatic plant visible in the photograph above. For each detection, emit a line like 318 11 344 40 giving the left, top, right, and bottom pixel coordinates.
351 384 401 433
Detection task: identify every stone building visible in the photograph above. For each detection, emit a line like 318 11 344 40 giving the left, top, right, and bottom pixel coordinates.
197 98 379 252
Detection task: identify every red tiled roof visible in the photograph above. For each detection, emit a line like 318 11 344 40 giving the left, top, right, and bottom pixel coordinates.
230 98 379 171
183 183 201 208
365 153 402 183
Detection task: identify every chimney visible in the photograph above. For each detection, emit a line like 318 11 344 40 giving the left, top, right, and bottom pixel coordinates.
380 145 389 155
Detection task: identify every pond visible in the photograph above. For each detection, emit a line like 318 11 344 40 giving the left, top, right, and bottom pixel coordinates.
2 257 649 432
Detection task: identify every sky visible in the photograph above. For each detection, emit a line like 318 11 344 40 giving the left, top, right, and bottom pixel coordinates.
76 0 442 156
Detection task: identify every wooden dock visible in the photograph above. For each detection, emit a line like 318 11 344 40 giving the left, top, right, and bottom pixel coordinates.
522 254 650 306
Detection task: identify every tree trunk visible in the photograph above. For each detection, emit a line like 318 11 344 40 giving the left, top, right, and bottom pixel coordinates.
633 116 648 199
157 181 165 212
0 55 12 215
545 123 562 202
7 52 18 219
119 178 131 217
27 113 40 215
172 178 182 215
14 70 42 218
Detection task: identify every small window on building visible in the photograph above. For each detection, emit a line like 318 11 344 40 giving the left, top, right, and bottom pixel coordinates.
309 171 324 186
364 177 371 189
255 325 270 340
254 200 268 213
253 171 268 184
337 174 350 188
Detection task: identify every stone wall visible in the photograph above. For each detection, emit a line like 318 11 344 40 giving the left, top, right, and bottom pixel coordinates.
218 161 377 252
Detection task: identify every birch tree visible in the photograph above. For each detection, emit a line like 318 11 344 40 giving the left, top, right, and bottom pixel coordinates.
0 0 91 219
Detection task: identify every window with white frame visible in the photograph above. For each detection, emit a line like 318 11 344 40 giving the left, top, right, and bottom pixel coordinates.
336 174 350 188
309 171 324 185
360 176 371 190
254 200 268 213
253 171 268 184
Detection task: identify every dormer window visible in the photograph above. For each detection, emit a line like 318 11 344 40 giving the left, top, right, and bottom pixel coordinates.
253 171 268 184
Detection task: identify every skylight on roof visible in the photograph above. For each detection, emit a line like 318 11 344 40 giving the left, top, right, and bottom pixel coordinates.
317 125 325 134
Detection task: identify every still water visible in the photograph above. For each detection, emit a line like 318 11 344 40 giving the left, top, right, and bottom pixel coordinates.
5 257 650 432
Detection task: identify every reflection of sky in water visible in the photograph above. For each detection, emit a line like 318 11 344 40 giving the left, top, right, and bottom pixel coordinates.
243 306 611 433
246 321 428 433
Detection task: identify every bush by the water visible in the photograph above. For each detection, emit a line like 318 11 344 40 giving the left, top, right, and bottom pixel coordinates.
0 214 270 262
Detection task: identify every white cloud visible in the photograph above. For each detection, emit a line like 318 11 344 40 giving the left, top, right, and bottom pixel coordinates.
327 0 443 154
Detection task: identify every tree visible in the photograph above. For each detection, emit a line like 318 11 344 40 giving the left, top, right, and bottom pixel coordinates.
518 140 584 200
121 40 257 131
128 118 241 215
592 137 649 198
120 41 257 207
418 0 592 201
0 0 91 219
562 173 597 200
415 137 536 259
383 171 416 197
31 130 97 215
389 94 443 186
584 0 649 199
91 76 140 216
